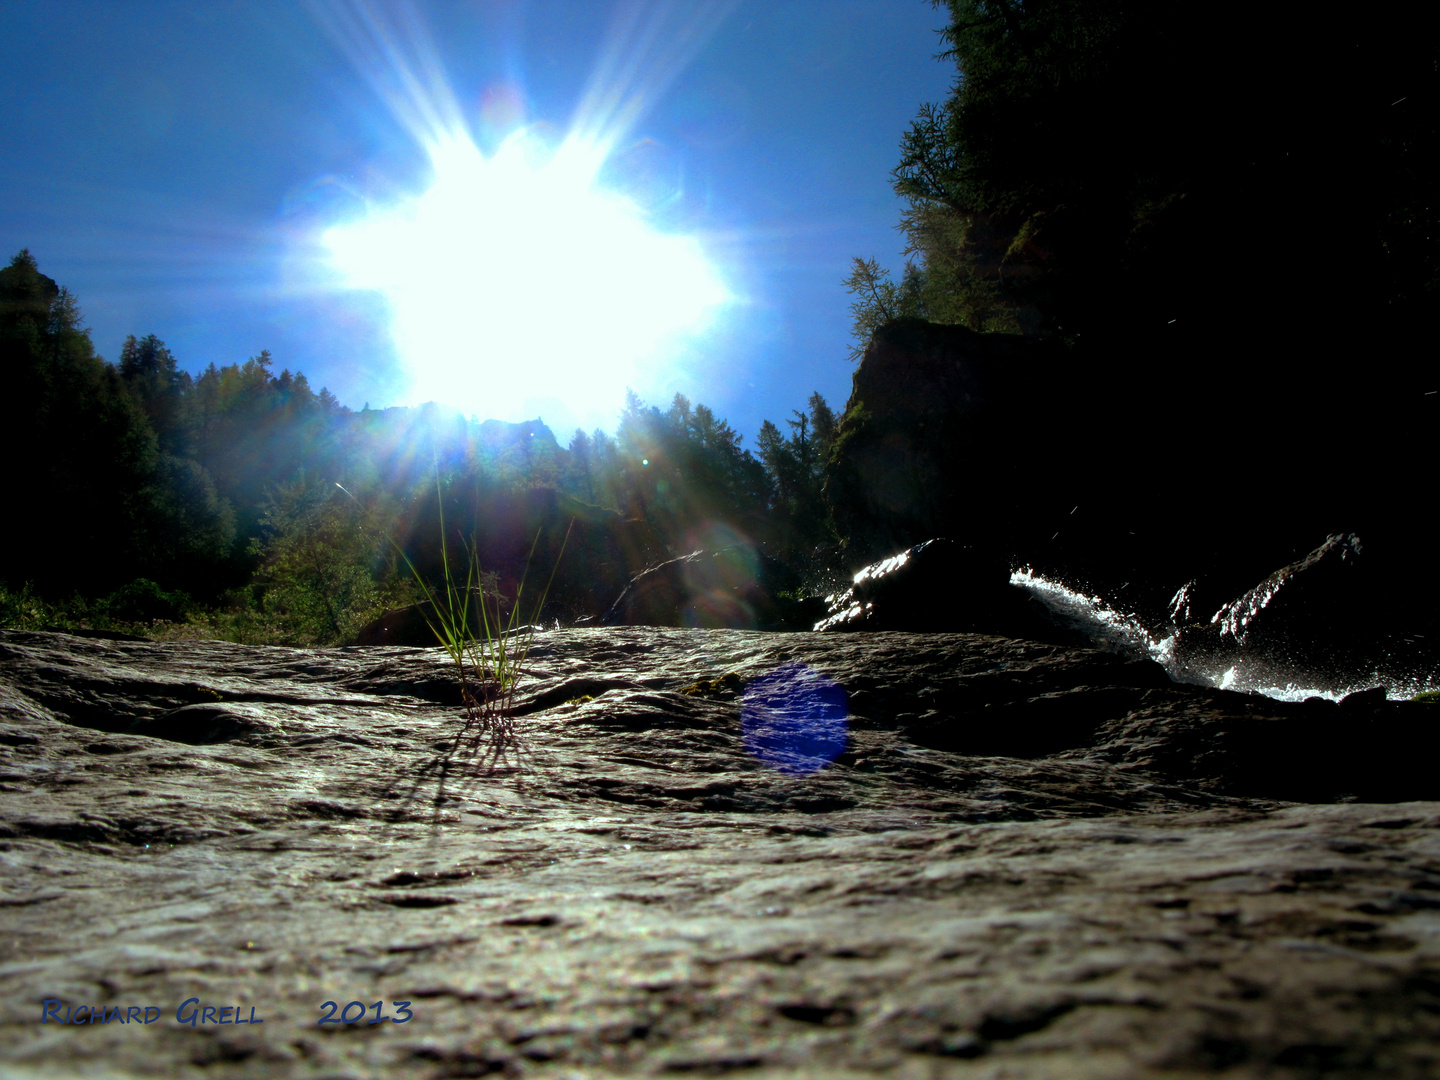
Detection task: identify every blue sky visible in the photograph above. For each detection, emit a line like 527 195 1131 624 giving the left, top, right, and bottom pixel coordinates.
0 0 954 446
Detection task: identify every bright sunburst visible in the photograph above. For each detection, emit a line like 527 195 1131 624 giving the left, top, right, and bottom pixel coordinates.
323 129 729 422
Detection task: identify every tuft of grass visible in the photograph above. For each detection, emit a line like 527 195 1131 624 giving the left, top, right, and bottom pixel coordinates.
341 475 572 767
1412 690 1440 704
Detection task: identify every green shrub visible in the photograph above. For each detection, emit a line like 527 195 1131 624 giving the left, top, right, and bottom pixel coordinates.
0 583 75 631
247 475 412 645
99 578 190 623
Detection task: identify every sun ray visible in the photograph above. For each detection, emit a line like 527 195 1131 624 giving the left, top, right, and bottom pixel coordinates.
568 0 740 151
303 0 466 153
308 0 736 429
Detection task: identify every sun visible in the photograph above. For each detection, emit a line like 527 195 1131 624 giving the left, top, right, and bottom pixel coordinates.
323 130 729 425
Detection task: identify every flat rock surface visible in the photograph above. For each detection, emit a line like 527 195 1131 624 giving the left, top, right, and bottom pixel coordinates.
2 628 1438 1079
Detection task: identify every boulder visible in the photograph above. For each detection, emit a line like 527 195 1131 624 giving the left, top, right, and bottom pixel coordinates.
1210 532 1368 650
815 538 1059 638
353 603 430 647
1171 532 1437 694
823 317 1434 648
352 592 499 648
824 318 1072 567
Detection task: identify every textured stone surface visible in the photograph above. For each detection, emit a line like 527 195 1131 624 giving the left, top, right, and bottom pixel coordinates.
3 627 1440 1078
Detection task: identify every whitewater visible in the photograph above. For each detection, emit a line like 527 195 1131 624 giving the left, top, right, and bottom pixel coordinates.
1011 567 1437 703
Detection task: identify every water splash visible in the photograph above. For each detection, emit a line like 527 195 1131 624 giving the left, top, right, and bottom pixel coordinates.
1010 567 1435 702
1009 567 1178 665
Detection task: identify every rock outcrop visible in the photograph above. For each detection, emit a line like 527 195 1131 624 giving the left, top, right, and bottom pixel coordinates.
1167 533 1436 694
824 317 1069 567
815 537 1057 637
824 317 1437 656
3 627 1440 1077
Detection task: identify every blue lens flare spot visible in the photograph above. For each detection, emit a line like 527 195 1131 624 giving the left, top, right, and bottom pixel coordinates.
741 663 848 775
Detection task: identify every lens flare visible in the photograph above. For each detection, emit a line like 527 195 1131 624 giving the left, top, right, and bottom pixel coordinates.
741 663 848 775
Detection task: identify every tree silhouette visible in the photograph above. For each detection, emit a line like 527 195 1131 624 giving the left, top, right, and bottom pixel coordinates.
851 0 1439 350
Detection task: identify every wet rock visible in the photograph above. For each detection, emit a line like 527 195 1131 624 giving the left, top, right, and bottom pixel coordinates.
3 627 1440 1078
824 318 1435 666
1171 533 1435 694
815 537 1061 637
1210 534 1367 652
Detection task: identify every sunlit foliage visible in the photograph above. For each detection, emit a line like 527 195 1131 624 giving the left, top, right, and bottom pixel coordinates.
245 472 412 645
572 390 773 546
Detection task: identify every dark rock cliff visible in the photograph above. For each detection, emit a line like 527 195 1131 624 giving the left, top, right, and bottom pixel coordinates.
824 318 1070 566
824 317 1436 646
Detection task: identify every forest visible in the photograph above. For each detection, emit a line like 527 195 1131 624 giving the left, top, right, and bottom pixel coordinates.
3 0 1434 644
0 246 840 642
